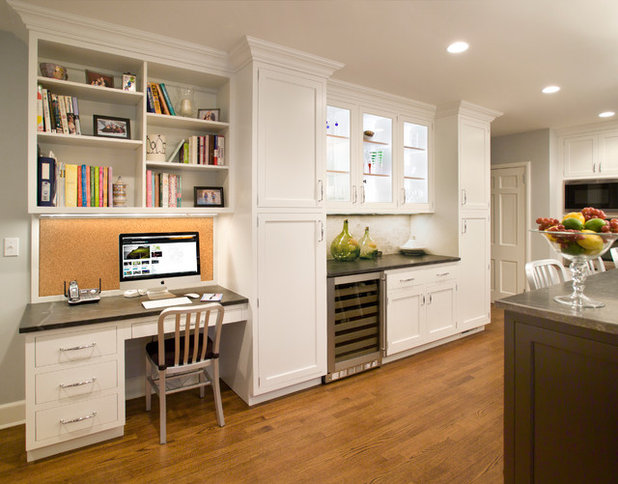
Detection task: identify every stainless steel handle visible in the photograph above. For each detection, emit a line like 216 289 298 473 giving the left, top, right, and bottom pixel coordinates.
60 377 96 389
428 294 433 304
317 179 324 202
352 185 357 204
60 411 97 425
361 185 366 204
462 189 467 205
400 277 415 283
318 221 324 242
593 163 597 173
436 272 450 277
401 188 405 205
462 220 468 234
59 342 96 352
421 294 425 305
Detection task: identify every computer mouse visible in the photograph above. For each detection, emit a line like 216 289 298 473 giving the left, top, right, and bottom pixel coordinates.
184 293 200 299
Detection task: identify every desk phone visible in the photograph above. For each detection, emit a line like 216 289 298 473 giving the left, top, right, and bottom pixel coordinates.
64 279 101 305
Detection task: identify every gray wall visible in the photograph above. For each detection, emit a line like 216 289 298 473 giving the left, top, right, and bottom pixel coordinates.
0 30 29 405
491 129 552 261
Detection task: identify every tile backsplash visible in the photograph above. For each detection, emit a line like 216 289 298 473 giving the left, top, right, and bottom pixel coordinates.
326 215 412 258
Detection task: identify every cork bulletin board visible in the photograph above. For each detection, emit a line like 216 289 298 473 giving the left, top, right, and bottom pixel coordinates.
39 218 214 297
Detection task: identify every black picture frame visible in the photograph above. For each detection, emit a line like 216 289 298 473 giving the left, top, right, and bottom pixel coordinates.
197 108 220 121
194 186 224 207
93 115 131 139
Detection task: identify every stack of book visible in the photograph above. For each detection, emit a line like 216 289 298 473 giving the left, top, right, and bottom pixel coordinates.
146 170 182 208
174 135 224 165
37 85 81 135
146 82 176 115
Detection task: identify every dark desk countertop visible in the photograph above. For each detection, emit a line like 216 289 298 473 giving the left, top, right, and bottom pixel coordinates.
20 285 249 334
496 270 618 335
327 253 460 278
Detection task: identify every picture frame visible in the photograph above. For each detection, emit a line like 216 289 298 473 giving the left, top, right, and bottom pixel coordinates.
197 108 220 122
122 73 136 92
194 186 224 207
86 70 114 88
93 115 131 139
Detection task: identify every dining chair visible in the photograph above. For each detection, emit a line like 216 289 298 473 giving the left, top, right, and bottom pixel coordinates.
525 259 570 290
585 256 606 274
145 302 225 444
610 247 618 268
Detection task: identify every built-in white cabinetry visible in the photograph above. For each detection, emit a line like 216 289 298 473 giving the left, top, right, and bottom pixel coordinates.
326 80 435 214
561 127 618 179
459 118 491 210
256 213 326 394
385 264 457 356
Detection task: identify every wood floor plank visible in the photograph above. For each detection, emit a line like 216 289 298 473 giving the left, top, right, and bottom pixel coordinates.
0 307 505 483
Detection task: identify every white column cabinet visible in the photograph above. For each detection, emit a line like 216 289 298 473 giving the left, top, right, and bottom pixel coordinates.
459 118 491 210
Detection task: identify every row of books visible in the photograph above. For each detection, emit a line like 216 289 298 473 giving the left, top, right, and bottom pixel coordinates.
146 82 175 116
170 135 225 165
146 170 182 208
37 86 82 135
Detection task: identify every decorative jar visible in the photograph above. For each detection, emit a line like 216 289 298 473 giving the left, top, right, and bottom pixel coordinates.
359 227 378 259
330 219 360 261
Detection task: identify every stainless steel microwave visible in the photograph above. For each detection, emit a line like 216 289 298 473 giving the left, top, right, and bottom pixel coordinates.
564 180 618 211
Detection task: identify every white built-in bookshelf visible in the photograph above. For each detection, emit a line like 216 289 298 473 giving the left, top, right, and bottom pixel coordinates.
27 23 232 214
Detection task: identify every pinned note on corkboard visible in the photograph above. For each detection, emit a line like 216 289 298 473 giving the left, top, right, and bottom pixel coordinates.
39 218 213 297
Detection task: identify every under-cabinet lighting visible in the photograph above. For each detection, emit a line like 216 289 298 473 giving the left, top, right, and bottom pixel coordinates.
598 111 615 118
542 85 561 94
447 41 469 54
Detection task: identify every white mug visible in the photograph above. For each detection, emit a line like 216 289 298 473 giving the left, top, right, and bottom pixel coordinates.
146 134 166 161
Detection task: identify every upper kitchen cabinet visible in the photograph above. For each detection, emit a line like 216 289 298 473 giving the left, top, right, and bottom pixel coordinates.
326 80 436 214
459 117 491 211
560 124 618 179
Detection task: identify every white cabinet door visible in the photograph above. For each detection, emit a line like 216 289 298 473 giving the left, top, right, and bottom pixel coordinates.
257 67 324 208
459 215 490 331
399 117 433 212
386 285 425 356
598 130 618 175
425 280 457 339
255 213 326 394
563 134 596 178
459 119 490 210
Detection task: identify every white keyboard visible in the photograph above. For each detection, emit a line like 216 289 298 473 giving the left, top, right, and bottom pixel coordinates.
142 297 192 309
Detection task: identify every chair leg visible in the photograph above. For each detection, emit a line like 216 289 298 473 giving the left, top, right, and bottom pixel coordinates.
211 360 225 427
159 370 166 444
145 356 152 411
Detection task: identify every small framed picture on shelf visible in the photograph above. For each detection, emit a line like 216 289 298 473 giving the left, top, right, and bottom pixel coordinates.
122 73 136 92
194 186 224 207
86 70 114 88
197 108 220 122
93 115 131 139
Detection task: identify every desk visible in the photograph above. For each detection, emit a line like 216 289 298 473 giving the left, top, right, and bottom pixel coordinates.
19 285 248 462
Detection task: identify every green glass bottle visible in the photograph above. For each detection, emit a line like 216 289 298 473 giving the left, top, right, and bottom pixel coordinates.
330 219 360 261
359 226 378 259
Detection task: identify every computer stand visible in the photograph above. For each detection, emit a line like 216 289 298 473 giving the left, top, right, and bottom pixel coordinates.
146 287 175 300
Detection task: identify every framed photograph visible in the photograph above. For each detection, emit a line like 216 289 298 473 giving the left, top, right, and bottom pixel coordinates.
197 108 220 122
86 70 114 88
93 115 131 139
122 73 136 92
194 186 224 207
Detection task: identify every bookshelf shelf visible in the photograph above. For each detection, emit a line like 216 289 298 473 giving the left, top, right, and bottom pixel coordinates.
38 132 143 150
145 161 228 172
146 113 229 132
37 77 143 105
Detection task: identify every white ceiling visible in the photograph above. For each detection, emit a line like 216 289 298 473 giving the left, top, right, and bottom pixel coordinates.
3 0 618 136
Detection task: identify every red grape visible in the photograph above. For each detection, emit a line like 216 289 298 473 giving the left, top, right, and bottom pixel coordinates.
582 207 607 221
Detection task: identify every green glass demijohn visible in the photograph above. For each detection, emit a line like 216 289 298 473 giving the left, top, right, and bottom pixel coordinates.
359 226 378 259
330 219 360 261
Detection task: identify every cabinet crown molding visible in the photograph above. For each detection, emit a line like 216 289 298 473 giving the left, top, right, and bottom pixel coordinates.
229 35 343 78
436 101 502 123
8 0 230 76
554 119 618 137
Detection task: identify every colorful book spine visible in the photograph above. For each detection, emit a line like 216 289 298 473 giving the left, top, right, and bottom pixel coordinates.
64 164 78 207
176 175 182 207
58 94 69 134
94 166 100 207
86 165 91 206
37 86 44 132
41 88 51 133
99 168 104 207
51 94 62 133
154 174 160 207
77 166 82 207
168 175 176 208
161 173 169 207
149 82 162 114
158 83 176 115
72 96 81 135
81 164 88 206
90 166 95 207
154 83 170 115
102 166 107 207
146 169 152 207
107 166 113 207
217 135 225 165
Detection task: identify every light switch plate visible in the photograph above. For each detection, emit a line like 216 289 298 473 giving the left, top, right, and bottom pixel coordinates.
4 237 19 257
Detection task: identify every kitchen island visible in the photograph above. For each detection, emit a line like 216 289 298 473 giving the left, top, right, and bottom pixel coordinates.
497 270 618 484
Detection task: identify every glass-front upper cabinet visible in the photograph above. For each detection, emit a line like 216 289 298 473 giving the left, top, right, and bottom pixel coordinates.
401 119 431 209
362 112 393 205
326 105 353 205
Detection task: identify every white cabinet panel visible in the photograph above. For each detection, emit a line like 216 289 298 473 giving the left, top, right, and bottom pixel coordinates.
563 135 597 178
35 327 117 367
459 120 490 209
386 285 425 355
257 68 324 208
256 213 326 394
425 281 457 339
599 130 618 175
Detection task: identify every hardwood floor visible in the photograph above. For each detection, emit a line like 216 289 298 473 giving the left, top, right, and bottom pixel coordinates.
0 308 504 483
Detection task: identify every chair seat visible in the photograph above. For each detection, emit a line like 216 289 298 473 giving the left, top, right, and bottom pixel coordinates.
146 335 217 370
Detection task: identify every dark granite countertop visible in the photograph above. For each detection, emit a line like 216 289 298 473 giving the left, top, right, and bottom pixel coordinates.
327 253 460 278
496 270 618 335
20 285 248 333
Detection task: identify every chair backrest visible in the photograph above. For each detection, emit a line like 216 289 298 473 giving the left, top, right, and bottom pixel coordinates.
156 303 224 369
610 247 618 269
585 256 606 274
525 259 570 290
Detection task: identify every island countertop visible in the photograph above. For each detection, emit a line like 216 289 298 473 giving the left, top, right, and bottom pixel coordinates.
327 253 460 278
496 269 618 336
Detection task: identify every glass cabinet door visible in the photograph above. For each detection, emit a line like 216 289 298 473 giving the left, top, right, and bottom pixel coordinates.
326 105 352 203
402 121 429 204
362 113 392 204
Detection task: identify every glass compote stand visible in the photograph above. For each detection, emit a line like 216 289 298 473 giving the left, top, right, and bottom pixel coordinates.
534 229 618 309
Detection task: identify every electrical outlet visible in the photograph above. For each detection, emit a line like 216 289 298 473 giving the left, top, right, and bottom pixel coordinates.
4 237 19 257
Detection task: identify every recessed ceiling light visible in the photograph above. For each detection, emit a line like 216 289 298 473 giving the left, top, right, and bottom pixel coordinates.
542 85 561 94
447 41 469 54
598 111 615 118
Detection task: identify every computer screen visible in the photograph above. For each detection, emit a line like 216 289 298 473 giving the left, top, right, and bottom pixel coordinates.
118 232 201 291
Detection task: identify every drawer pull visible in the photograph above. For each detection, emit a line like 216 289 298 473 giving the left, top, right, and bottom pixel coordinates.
400 277 415 283
60 411 97 425
59 342 96 352
436 272 450 277
59 377 97 389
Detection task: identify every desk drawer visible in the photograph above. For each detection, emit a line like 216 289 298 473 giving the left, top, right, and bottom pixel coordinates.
35 360 118 405
35 327 117 368
35 393 119 442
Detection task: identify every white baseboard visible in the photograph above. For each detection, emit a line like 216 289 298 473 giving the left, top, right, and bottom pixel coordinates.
0 400 25 430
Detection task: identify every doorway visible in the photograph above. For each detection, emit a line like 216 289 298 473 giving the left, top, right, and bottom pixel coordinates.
491 163 530 300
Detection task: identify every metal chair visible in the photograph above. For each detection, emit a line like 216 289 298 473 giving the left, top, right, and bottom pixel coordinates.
145 303 225 444
585 256 606 274
525 259 570 290
610 247 618 268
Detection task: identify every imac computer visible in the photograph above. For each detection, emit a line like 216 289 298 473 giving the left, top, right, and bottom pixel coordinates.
119 232 201 298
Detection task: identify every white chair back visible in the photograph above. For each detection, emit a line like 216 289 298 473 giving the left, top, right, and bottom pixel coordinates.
610 247 618 269
525 259 570 291
584 256 606 274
